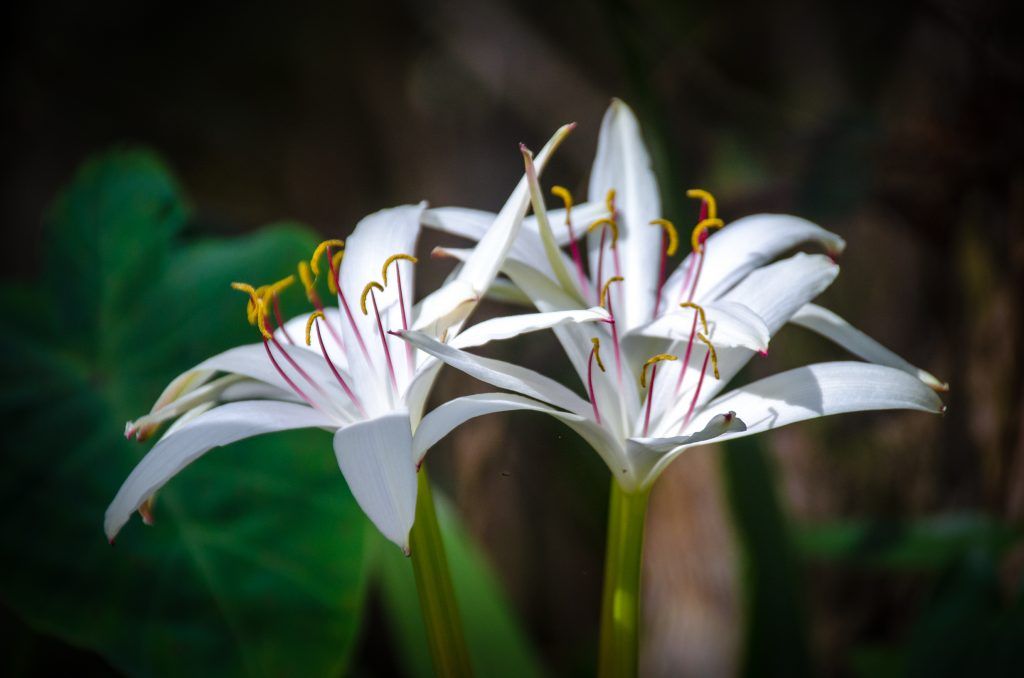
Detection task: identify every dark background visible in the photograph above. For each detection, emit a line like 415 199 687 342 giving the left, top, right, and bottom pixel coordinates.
2 0 1022 675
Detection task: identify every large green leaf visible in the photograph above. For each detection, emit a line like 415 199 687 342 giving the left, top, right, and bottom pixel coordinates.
376 493 546 678
0 149 372 676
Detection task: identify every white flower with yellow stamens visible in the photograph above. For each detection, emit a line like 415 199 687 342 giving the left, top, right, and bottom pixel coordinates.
404 99 947 492
105 122 613 552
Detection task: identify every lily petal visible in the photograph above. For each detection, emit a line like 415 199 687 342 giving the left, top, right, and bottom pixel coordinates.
588 99 662 331
423 202 608 248
662 214 846 305
628 300 770 352
334 412 418 553
791 303 948 392
688 361 945 440
627 411 747 487
413 392 624 474
398 330 594 418
450 308 610 351
105 400 334 541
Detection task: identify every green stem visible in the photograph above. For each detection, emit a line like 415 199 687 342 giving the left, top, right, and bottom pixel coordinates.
598 479 652 678
409 464 473 677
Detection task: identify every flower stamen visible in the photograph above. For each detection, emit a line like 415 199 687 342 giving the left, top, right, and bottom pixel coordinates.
641 353 678 437
587 337 605 424
382 253 418 372
310 239 345 278
361 281 399 393
681 333 720 431
650 218 679 317
552 185 590 295
306 311 366 417
599 276 625 383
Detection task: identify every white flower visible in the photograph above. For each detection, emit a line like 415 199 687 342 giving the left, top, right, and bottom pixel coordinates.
403 99 946 491
104 123 609 552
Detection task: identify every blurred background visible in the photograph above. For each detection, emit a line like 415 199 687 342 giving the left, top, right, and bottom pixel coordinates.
2 0 1022 676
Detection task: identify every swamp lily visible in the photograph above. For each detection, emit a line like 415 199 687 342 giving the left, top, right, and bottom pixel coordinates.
104 122 609 553
404 98 948 495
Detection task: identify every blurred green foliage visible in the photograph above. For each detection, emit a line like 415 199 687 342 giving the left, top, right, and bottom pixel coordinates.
0 150 542 676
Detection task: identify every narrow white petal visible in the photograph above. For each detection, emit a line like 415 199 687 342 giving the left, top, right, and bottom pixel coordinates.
627 411 747 487
334 412 418 553
628 300 770 352
720 252 839 334
414 123 575 337
587 99 662 331
791 303 948 391
277 308 347 369
398 330 594 418
662 214 846 305
413 393 624 475
484 277 534 307
688 362 945 441
450 308 609 351
105 401 334 540
425 201 608 247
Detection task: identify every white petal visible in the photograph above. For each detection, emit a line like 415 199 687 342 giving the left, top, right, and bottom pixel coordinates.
334 412 418 553
791 303 948 392
484 277 533 307
628 300 770 352
720 252 839 334
687 361 945 441
424 202 608 247
105 401 334 540
397 330 593 418
415 123 576 337
662 214 846 305
276 308 347 369
413 393 624 475
626 411 747 487
587 99 662 331
450 308 610 350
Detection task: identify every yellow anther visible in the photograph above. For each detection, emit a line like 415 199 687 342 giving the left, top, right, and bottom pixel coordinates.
679 302 708 334
360 281 384 315
230 282 272 340
686 188 718 220
551 185 573 222
640 354 678 389
690 218 724 253
600 275 624 308
588 218 619 248
650 218 679 256
381 253 418 286
326 251 345 295
266 274 295 297
590 337 606 372
298 260 316 301
310 239 346 277
695 333 720 379
605 189 616 215
305 311 325 346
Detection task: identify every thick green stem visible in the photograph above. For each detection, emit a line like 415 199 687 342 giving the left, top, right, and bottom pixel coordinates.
409 464 473 677
598 479 652 678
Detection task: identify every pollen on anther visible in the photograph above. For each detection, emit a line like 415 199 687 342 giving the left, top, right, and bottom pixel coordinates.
600 276 624 308
650 219 679 256
640 354 678 388
591 338 606 372
551 185 573 220
588 218 619 248
690 218 724 253
310 239 345 276
686 188 718 220
305 310 326 346
381 253 418 285
679 302 708 334
695 333 720 379
605 189 616 215
360 281 384 315
298 261 316 300
231 282 273 339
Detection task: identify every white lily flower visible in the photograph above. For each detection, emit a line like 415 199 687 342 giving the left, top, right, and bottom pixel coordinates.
104 122 612 552
406 99 946 492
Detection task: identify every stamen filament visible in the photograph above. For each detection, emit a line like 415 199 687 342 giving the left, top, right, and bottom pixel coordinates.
262 338 317 410
681 334 720 431
587 337 605 425
383 254 418 374
313 316 367 417
323 250 372 366
271 294 296 345
361 282 399 394
600 276 625 384
650 218 678 318
552 185 591 297
640 354 678 437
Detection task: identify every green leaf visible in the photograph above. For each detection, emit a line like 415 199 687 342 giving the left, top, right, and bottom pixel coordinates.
0 149 372 676
376 494 546 678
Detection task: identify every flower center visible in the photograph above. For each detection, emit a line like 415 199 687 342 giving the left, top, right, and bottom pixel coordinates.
305 310 366 416
681 332 720 432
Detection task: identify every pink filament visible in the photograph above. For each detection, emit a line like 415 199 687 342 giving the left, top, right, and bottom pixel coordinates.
262 339 317 410
272 294 296 345
315 319 366 417
369 289 399 393
395 263 415 374
566 218 591 299
681 349 710 432
587 349 602 425
642 364 658 437
328 246 372 366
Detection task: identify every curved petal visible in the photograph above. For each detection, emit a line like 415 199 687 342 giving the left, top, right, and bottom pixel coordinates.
397 330 594 418
414 123 576 337
450 307 610 350
413 393 624 476
791 303 948 392
276 308 347 370
720 252 839 334
627 300 770 352
687 362 945 442
627 411 747 487
662 214 846 305
105 401 334 540
587 99 662 330
334 412 417 553
424 201 608 247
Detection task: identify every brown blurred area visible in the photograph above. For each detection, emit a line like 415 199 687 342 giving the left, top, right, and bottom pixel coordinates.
2 0 1022 675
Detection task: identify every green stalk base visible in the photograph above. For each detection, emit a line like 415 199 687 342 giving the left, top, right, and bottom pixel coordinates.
409 465 473 677
598 480 652 678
